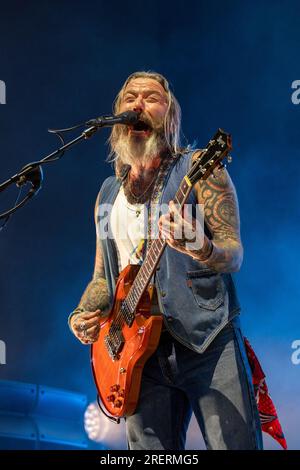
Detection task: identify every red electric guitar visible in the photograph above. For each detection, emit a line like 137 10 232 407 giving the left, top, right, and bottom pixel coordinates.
91 129 232 418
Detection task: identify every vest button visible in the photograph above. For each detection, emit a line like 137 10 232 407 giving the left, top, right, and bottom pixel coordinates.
161 291 166 297
167 316 173 322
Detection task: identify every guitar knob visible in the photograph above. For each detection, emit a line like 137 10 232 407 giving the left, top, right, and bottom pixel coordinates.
107 395 115 402
118 389 125 398
114 399 122 408
110 384 120 392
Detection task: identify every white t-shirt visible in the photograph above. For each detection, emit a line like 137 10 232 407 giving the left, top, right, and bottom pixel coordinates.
110 185 148 271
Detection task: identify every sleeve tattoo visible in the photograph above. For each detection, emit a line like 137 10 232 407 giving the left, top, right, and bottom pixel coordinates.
191 167 243 273
77 196 110 313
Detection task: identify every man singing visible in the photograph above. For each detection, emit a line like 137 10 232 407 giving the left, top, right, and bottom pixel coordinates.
68 71 263 450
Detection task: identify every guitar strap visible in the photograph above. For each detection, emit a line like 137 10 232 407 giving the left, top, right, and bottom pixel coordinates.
140 152 180 260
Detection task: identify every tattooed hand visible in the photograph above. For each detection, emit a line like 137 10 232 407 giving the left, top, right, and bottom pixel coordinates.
70 309 102 345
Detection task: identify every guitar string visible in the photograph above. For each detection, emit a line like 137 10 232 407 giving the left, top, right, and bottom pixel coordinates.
109 161 170 344
108 157 175 347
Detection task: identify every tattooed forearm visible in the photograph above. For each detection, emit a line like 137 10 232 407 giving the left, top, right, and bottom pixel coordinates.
191 165 243 272
77 215 110 313
78 277 110 313
188 235 243 272
191 237 243 272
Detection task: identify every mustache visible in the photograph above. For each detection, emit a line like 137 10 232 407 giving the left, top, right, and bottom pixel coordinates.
118 112 164 134
137 113 153 128
138 113 164 131
112 113 165 141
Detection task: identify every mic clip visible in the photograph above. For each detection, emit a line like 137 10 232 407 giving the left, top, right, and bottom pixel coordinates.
16 164 43 194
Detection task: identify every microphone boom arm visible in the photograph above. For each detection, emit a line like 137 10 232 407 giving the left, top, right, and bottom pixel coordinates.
0 123 100 222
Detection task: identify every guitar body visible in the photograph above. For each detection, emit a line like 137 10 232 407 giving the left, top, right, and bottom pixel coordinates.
91 264 163 418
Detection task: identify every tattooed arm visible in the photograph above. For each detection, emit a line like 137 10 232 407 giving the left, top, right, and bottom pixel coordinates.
77 193 110 312
158 164 243 273
190 165 243 273
69 194 110 344
77 243 110 312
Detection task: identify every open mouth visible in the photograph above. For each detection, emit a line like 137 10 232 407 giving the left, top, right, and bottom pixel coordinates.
129 120 152 134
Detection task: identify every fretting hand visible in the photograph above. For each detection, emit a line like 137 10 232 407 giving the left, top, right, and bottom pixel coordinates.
158 200 206 257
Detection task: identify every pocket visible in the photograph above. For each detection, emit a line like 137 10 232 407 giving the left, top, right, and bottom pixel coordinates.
186 269 225 310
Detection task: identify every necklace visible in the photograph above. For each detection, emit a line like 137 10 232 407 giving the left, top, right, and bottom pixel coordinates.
124 169 158 204
124 198 144 218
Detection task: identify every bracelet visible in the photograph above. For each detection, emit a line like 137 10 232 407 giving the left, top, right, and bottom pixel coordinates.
68 307 85 329
192 240 214 263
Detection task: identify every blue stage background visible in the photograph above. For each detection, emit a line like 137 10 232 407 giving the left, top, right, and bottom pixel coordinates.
0 0 299 449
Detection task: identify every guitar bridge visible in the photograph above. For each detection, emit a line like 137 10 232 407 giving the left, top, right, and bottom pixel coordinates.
104 328 125 360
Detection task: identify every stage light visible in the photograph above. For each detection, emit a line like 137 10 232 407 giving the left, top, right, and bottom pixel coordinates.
84 401 126 449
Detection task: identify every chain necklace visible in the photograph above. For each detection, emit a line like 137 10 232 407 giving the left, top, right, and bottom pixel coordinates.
124 169 158 204
124 196 144 218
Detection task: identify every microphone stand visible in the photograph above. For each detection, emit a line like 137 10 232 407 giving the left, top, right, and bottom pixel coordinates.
0 124 99 226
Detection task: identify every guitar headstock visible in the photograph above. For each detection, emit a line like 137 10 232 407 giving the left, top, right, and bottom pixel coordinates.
187 129 232 185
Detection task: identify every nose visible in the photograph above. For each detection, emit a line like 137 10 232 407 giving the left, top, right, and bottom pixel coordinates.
133 105 143 114
132 96 144 114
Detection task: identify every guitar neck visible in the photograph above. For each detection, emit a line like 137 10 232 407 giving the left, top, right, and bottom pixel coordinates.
124 176 193 314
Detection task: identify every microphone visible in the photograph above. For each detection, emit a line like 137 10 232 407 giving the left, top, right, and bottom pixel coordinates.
86 111 140 127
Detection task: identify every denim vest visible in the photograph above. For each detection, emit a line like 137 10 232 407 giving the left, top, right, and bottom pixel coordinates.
96 151 241 353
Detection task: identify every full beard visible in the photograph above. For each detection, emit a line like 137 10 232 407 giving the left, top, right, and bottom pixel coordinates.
113 129 167 168
112 128 169 204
